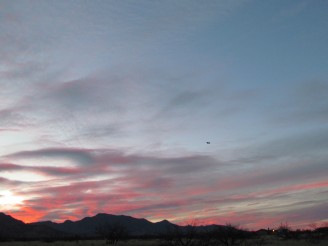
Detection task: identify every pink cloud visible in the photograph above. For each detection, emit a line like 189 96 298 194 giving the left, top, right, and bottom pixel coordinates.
1 147 327 229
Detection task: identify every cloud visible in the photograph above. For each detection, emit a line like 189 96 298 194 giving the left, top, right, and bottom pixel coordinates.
154 90 208 119
0 108 31 128
0 147 220 221
0 163 22 171
231 126 328 170
42 78 126 113
267 80 328 125
0 162 83 177
5 148 95 166
214 160 328 195
0 176 24 189
1 145 326 227
1 147 220 189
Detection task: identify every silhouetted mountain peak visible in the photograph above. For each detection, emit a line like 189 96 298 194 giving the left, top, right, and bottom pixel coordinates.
95 212 113 217
156 219 173 225
0 212 67 239
0 212 25 225
158 219 170 223
63 219 73 224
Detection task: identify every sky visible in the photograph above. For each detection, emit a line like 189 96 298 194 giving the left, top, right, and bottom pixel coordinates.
0 0 327 230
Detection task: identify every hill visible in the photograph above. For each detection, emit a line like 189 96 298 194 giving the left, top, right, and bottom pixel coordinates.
1 212 228 239
32 213 175 236
0 212 67 240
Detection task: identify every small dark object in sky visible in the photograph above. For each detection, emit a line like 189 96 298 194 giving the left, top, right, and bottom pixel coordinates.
206 142 210 144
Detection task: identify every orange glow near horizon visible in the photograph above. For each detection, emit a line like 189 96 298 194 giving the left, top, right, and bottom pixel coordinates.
4 205 327 230
8 207 47 223
2 179 327 228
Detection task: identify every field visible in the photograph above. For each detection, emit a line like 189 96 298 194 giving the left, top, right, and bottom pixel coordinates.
0 236 328 246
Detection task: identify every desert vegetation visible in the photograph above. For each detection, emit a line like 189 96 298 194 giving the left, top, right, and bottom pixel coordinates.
2 224 327 246
96 222 130 245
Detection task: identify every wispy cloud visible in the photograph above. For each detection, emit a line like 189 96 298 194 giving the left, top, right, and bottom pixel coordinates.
5 148 95 166
1 146 327 227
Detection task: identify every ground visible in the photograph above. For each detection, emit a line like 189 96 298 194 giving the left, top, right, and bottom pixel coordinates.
0 236 328 246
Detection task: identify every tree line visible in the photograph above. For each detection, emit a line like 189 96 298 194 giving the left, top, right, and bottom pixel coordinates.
95 221 328 246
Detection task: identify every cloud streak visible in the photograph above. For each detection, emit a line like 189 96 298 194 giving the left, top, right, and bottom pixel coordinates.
1 146 327 228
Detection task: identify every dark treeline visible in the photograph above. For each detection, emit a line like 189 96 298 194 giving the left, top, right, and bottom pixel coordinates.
0 212 327 245
1 223 328 245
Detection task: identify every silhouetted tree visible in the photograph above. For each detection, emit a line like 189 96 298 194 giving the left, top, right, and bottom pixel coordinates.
197 227 216 246
96 222 129 245
307 223 328 244
276 222 292 240
160 221 199 246
211 223 248 246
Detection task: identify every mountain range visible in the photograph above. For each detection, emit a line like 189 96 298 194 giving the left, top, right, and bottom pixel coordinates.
32 213 174 237
0 212 69 240
0 212 207 239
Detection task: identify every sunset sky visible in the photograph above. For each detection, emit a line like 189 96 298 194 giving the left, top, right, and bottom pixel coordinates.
0 0 327 229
